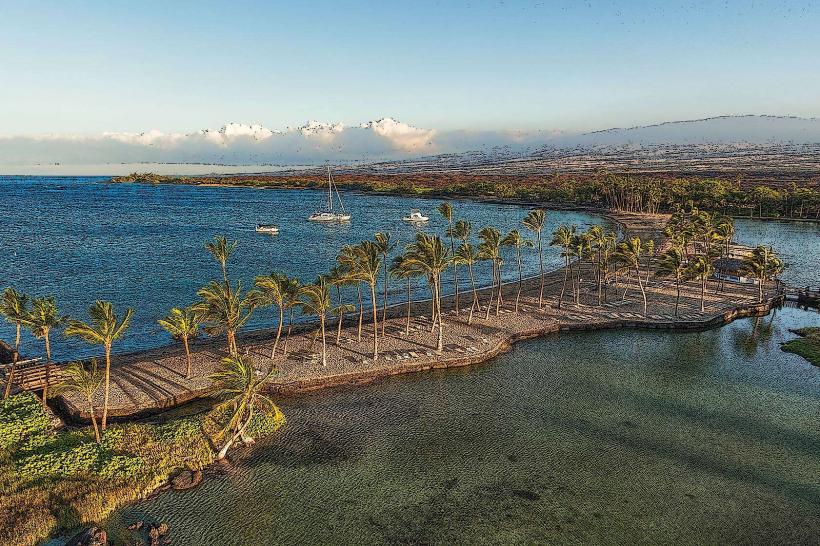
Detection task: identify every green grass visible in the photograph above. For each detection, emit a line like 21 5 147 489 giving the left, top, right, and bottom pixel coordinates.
0 393 284 546
781 327 820 366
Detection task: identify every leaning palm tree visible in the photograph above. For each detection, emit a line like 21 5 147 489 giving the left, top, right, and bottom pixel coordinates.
348 241 383 361
439 202 460 314
550 225 576 309
522 209 547 308
337 244 368 342
24 296 65 405
685 254 714 312
209 354 281 460
195 280 255 357
615 237 648 315
157 306 202 378
299 278 332 366
404 233 451 354
454 242 481 324
249 272 289 359
390 254 420 336
325 265 355 344
374 232 396 334
65 301 133 431
655 246 687 316
502 229 534 312
51 360 103 443
478 227 503 318
742 246 785 303
1 287 29 399
715 216 736 257
206 235 237 285
280 276 302 355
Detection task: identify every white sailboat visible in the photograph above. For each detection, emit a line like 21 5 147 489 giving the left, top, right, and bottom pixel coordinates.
308 167 351 222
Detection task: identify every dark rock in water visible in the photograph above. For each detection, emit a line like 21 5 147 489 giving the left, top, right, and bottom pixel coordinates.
65 526 108 546
148 522 170 546
127 520 143 531
511 489 541 501
171 469 203 490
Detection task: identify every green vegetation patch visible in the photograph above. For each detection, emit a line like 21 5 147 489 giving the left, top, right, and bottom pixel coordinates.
782 327 820 366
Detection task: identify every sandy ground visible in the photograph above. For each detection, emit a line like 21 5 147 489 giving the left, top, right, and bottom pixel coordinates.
57 212 781 419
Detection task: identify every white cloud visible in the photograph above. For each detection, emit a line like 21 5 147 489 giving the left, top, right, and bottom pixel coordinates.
359 118 436 152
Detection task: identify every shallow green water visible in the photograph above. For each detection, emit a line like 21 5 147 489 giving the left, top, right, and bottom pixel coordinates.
107 307 820 545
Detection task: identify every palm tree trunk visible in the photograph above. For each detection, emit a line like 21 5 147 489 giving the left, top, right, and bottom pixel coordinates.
485 262 495 320
450 231 459 315
700 276 706 311
183 336 192 378
405 277 412 336
434 278 444 354
273 306 284 358
102 344 111 431
88 396 101 443
41 332 51 407
357 285 364 341
381 260 388 335
467 261 478 325
284 308 294 355
537 234 545 308
675 277 681 317
217 408 253 460
758 278 764 303
515 247 522 312
495 261 503 316
320 314 327 366
636 266 647 315
4 323 21 399
558 256 569 309
370 284 379 360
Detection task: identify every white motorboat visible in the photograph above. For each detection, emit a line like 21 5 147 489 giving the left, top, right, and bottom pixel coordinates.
402 209 429 223
255 224 280 234
309 167 351 222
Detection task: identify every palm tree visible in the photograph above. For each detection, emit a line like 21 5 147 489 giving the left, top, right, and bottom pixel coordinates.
281 277 302 355
478 227 503 318
655 246 687 316
374 232 396 334
299 278 332 366
550 225 576 309
404 233 451 354
51 360 103 442
742 246 785 303
249 272 289 358
715 216 736 257
346 241 382 360
195 280 255 356
326 265 355 344
337 244 367 342
449 219 472 315
522 209 546 308
587 225 607 305
685 254 714 312
439 202 460 314
615 237 648 315
502 229 533 312
206 235 237 285
157 306 202 378
65 301 133 431
390 254 421 336
209 354 281 460
1 288 29 399
24 296 65 405
454 242 481 324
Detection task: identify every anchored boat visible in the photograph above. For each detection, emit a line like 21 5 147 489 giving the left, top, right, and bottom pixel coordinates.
309 167 351 222
255 224 280 234
402 209 429 223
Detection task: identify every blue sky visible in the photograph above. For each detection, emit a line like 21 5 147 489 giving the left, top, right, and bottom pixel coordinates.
1 0 818 135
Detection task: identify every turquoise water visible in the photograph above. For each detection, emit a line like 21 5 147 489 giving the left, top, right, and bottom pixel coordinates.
108 306 820 545
0 177 607 361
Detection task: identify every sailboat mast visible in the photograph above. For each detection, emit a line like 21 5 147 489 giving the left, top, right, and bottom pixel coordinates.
331 169 346 213
326 166 333 211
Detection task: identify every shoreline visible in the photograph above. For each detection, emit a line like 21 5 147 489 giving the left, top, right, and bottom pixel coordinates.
56 211 788 421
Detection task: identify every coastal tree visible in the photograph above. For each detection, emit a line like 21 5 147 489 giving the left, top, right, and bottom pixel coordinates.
209 354 282 460
454 242 481 324
196 281 255 356
742 246 785 303
615 237 648 315
1 287 29 399
374 232 396 335
206 235 237 286
655 246 687 316
404 233 451 354
65 300 133 431
550 225 576 309
326 265 356 344
24 296 65 405
249 272 289 358
157 306 202 378
390 254 422 336
502 229 534 312
522 209 547 308
439 202 460 314
477 227 503 318
280 276 302 355
685 254 714 312
51 360 103 443
299 278 332 366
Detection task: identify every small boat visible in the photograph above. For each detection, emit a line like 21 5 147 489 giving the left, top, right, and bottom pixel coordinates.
402 209 429 223
309 167 351 222
255 224 280 234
